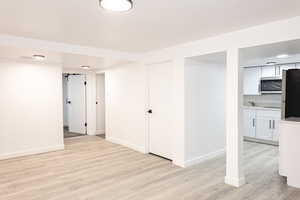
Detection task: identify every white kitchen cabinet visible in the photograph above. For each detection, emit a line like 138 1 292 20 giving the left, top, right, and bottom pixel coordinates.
296 63 300 69
277 64 296 77
244 108 281 143
243 67 261 95
272 119 280 141
243 109 256 137
261 66 276 78
256 116 273 140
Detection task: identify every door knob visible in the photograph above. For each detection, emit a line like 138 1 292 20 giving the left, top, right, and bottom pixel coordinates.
147 109 153 114
67 101 71 104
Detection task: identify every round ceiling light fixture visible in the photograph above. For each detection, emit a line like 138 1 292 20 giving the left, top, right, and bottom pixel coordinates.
276 54 289 59
32 54 46 60
266 61 277 65
100 0 133 12
80 65 91 70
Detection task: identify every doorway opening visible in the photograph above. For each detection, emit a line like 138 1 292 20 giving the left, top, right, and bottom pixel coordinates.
239 39 300 187
96 73 106 139
184 52 226 167
62 73 87 138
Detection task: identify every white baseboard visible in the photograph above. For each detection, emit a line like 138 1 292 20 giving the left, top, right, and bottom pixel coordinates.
95 130 105 135
287 177 300 189
0 145 65 160
173 159 185 168
184 149 225 167
225 176 246 187
106 137 146 154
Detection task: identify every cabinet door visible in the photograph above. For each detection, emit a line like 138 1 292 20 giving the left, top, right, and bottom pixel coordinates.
272 119 280 141
296 63 300 69
243 109 256 137
243 67 261 95
278 64 296 77
256 116 273 140
261 66 276 78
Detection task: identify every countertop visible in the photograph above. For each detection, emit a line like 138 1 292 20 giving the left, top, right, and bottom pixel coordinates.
243 106 281 111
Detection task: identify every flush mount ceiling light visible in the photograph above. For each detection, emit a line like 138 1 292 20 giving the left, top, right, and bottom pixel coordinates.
100 0 133 12
80 65 91 70
276 54 290 59
266 61 277 65
32 55 46 60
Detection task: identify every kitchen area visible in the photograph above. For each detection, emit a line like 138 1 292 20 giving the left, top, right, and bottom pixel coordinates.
240 39 300 189
243 62 300 145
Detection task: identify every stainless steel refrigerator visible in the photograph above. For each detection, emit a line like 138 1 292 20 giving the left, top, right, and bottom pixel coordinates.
282 69 300 121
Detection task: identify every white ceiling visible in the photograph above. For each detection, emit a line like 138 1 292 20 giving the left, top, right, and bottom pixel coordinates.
188 52 226 65
0 45 130 70
0 0 299 53
240 39 300 66
187 39 300 66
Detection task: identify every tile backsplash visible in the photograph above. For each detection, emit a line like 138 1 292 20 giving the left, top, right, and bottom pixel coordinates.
244 94 282 108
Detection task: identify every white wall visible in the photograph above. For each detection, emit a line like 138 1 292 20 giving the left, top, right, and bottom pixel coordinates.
0 59 64 159
102 61 186 166
105 63 148 153
184 59 226 166
96 74 105 134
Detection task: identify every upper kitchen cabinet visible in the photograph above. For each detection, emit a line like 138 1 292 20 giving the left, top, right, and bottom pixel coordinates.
276 64 296 77
243 67 261 95
261 66 276 78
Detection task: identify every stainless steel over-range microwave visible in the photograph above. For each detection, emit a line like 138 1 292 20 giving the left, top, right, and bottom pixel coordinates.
260 77 282 94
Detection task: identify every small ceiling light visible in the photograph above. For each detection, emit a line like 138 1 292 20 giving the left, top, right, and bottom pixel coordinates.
276 54 289 59
32 55 46 60
100 0 133 12
266 61 277 65
81 65 91 70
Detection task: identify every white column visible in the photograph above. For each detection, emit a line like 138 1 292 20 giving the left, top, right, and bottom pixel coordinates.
172 58 186 167
225 48 245 187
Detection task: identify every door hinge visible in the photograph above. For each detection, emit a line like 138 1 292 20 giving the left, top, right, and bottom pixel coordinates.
85 123 87 127
84 81 87 85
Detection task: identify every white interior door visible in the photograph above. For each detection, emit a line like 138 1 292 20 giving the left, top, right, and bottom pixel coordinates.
96 74 105 134
148 62 173 160
67 74 86 134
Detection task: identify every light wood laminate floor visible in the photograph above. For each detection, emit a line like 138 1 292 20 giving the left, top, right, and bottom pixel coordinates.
64 127 85 138
1 136 300 200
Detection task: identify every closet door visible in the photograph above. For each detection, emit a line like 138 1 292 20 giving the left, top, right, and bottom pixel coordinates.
67 75 87 134
148 62 173 160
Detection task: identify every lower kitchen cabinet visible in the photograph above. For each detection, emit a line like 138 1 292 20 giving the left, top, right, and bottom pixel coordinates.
256 116 274 140
243 109 256 138
243 108 281 143
272 119 280 141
